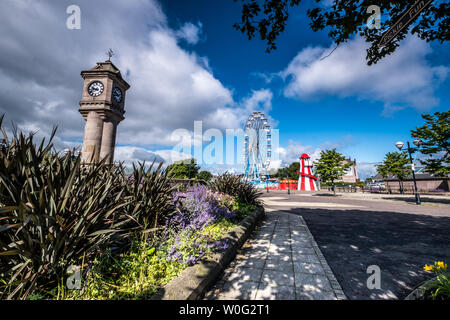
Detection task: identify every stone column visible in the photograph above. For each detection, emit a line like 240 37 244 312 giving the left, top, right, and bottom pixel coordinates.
100 117 117 164
81 111 104 163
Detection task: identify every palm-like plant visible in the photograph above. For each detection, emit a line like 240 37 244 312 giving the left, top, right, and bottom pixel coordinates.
0 120 135 299
124 161 176 233
208 173 262 206
0 116 176 299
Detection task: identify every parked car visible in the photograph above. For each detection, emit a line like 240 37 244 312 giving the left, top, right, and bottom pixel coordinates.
366 182 386 190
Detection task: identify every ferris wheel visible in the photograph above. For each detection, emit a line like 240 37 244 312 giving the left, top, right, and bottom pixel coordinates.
244 111 272 181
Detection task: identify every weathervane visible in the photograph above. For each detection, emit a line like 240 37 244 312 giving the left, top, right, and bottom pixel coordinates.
107 49 115 61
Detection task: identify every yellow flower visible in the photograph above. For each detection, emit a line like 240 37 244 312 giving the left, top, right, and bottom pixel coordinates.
436 261 447 270
424 264 433 271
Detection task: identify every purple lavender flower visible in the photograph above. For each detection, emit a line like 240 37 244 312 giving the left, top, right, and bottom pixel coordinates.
167 185 236 232
212 239 230 251
184 256 197 265
170 251 182 262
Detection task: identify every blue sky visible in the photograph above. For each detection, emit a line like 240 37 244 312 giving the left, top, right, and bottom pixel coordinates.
162 0 449 162
0 0 448 179
161 0 449 177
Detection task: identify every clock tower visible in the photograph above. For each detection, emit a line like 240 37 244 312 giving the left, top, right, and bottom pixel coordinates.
79 60 130 163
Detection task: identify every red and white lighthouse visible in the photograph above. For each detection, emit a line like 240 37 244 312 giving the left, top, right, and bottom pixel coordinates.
297 153 318 191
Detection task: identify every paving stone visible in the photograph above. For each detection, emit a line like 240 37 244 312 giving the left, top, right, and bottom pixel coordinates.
266 252 291 261
268 244 290 254
234 257 266 269
296 287 337 300
249 242 271 251
261 269 295 287
219 280 260 300
264 259 293 273
253 233 273 240
335 292 347 300
291 239 313 248
293 261 326 275
271 234 291 241
276 221 290 226
252 239 271 245
265 253 292 262
291 232 310 239
275 225 290 231
205 210 346 301
291 246 316 255
291 219 306 226
240 247 268 259
294 273 333 291
290 230 310 237
226 266 264 282
256 227 275 234
271 238 292 246
255 284 296 300
258 224 276 230
292 254 321 264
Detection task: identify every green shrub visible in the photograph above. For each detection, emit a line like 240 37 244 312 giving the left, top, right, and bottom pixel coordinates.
208 173 262 206
60 240 183 300
233 200 258 221
124 161 176 232
0 117 175 300
0 120 135 299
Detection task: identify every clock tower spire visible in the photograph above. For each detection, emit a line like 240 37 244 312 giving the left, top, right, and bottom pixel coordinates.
79 59 130 163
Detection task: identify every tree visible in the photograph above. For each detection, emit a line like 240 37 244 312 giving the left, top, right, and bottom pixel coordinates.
273 161 300 179
376 151 410 193
232 0 449 65
166 158 200 179
197 170 213 182
272 166 288 178
411 111 450 177
313 149 352 195
364 177 373 184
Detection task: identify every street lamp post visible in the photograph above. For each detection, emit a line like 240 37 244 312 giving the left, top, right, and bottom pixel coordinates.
285 165 290 195
395 139 422 205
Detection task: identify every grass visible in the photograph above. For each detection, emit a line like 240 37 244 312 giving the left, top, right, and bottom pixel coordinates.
59 240 181 300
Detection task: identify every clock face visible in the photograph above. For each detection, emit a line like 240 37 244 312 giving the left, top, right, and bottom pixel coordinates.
88 81 104 97
112 87 123 103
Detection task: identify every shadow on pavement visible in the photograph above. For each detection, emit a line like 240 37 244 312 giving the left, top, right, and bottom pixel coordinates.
383 196 450 205
286 207 450 300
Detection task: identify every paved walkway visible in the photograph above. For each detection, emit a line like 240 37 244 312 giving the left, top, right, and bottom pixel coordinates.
259 191 450 299
205 209 346 300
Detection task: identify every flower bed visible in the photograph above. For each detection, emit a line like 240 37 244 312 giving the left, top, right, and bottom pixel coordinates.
0 121 263 300
40 185 259 300
406 261 450 300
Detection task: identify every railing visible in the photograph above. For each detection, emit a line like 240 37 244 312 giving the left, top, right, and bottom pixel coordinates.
326 185 358 193
360 186 416 194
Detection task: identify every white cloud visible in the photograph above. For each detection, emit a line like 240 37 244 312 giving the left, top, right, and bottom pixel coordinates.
356 162 378 180
0 0 245 153
276 140 321 167
281 36 449 115
321 135 357 150
114 145 191 168
176 22 203 45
